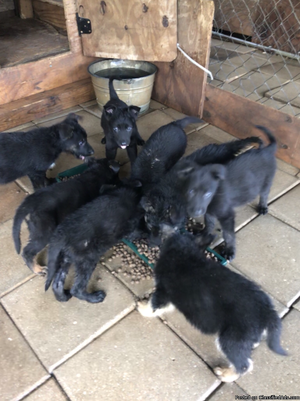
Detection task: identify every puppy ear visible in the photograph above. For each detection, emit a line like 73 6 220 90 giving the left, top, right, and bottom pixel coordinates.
140 197 155 213
104 104 117 117
210 164 226 180
58 124 73 141
108 160 121 174
129 106 141 119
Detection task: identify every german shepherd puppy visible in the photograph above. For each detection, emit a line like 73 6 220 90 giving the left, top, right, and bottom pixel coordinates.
0 113 94 189
176 126 277 260
129 117 203 188
140 136 263 246
138 232 287 382
101 78 145 164
13 158 120 274
45 186 143 303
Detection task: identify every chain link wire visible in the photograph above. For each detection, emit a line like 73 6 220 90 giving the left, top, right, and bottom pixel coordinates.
209 0 300 117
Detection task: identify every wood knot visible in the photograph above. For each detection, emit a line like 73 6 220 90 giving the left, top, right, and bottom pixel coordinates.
162 15 169 28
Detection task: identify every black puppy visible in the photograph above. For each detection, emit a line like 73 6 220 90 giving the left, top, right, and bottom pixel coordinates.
129 117 203 188
0 113 94 189
138 232 286 382
176 126 277 260
101 78 144 164
141 136 263 246
45 186 143 303
13 158 120 274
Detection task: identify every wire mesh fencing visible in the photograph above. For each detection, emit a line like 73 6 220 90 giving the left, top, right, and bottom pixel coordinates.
209 0 300 117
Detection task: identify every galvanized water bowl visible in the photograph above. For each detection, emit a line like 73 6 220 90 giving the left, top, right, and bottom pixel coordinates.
88 59 158 115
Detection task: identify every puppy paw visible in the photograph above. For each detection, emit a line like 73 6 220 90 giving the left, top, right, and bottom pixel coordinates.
221 247 235 262
101 137 106 144
54 290 72 302
137 138 145 146
32 262 48 276
87 290 106 303
137 300 156 317
258 205 268 215
214 366 240 382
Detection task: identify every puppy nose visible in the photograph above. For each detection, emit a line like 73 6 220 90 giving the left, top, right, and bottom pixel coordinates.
121 141 127 146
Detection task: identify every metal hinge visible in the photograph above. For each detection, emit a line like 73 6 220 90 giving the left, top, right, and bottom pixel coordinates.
76 13 92 36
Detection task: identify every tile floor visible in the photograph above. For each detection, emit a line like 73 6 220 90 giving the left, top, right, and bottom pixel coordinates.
1 100 300 401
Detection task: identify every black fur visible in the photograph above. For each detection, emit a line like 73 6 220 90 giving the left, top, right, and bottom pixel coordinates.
45 187 143 303
177 126 277 260
129 117 203 188
101 78 145 164
13 158 120 273
140 136 263 246
147 232 286 380
0 113 94 189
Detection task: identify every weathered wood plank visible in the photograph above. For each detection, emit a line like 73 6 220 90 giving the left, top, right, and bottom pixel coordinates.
0 78 95 131
78 0 177 62
32 0 67 30
152 0 214 117
203 84 300 168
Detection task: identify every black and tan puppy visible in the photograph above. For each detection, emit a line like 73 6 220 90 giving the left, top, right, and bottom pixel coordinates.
138 232 286 382
176 126 277 260
45 186 143 303
140 136 263 246
101 78 144 164
13 158 120 274
129 117 203 188
0 113 94 189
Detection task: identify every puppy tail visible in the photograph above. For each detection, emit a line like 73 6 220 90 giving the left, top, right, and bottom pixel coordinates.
255 126 277 150
175 117 204 129
45 241 62 291
13 198 32 254
266 311 287 356
109 77 119 101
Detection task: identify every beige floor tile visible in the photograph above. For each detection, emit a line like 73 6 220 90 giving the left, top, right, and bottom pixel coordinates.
16 176 34 194
207 383 247 400
54 311 220 401
266 168 299 203
265 82 300 108
217 82 261 100
224 53 274 71
32 106 83 124
229 72 288 96
149 99 166 110
0 305 49 401
2 265 135 371
198 124 236 143
258 97 300 116
231 214 300 307
24 378 67 401
293 300 300 312
136 109 174 142
209 62 250 83
258 61 300 81
269 183 300 231
0 182 27 224
162 108 207 134
276 158 299 176
0 219 33 297
210 39 255 54
184 131 220 156
81 103 102 118
237 309 299 395
36 110 102 137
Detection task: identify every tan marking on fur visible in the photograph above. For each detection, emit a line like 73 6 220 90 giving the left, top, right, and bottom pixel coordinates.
32 260 47 276
213 366 240 382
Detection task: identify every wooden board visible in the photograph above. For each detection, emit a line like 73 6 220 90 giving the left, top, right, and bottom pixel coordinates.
16 0 33 18
203 84 300 168
152 0 214 118
32 0 67 31
0 78 95 131
0 16 69 68
252 0 300 54
77 0 177 62
212 0 257 36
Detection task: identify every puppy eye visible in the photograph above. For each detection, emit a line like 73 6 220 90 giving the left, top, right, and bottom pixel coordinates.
204 192 212 199
189 189 195 196
113 127 119 132
78 140 85 146
126 126 132 132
